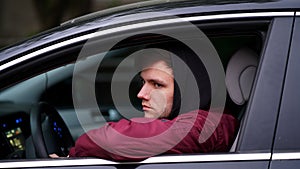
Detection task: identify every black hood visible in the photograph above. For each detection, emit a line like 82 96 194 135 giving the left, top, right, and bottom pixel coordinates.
145 42 211 119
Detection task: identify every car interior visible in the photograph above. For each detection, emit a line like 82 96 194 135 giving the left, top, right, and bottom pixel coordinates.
0 21 267 160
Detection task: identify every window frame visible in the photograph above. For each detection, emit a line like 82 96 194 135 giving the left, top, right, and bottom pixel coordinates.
272 15 300 159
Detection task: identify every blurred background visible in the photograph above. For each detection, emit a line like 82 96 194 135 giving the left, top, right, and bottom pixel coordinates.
0 0 146 48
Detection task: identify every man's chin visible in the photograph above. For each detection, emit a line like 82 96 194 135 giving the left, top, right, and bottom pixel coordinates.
144 112 159 119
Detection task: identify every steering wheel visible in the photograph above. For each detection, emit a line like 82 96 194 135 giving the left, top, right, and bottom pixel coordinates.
30 102 74 158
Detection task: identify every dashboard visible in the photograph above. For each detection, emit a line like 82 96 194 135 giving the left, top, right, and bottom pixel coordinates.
0 106 30 159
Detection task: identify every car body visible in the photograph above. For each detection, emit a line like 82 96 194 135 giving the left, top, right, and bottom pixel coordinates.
0 0 300 168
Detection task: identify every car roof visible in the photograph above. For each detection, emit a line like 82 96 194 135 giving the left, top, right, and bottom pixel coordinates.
0 0 299 63
62 0 300 25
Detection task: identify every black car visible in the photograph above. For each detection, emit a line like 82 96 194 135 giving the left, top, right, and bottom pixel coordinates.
0 0 300 168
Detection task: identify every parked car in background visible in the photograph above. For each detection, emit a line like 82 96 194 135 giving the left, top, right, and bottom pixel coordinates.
0 0 300 168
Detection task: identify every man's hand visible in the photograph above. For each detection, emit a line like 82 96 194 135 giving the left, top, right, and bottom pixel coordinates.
49 153 69 158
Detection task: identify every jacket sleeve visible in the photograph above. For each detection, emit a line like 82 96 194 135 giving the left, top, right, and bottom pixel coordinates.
68 110 238 161
68 117 176 161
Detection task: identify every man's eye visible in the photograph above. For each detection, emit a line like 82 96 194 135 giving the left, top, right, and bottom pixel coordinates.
154 83 163 88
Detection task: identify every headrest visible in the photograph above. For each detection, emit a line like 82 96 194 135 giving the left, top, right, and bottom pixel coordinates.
225 47 258 105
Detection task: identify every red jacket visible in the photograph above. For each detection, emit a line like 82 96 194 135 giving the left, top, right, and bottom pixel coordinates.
69 110 238 161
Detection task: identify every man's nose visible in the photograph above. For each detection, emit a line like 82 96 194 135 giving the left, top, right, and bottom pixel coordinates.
137 84 150 100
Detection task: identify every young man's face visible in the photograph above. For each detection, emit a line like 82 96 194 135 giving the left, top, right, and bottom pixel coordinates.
137 60 174 118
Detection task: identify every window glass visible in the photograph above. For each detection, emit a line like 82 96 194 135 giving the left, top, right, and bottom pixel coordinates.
0 22 267 160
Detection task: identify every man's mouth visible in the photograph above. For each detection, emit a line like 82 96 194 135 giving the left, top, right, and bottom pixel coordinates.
142 104 151 111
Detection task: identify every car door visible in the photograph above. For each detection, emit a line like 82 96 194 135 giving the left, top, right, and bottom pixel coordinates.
270 13 300 169
132 15 293 169
0 12 294 169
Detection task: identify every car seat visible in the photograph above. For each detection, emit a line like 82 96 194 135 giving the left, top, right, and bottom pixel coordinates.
225 47 259 151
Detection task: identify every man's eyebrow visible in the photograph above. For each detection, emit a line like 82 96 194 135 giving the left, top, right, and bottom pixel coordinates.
148 78 167 85
140 73 173 85
149 78 164 83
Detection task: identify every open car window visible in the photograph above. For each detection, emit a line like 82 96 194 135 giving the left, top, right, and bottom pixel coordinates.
0 19 268 161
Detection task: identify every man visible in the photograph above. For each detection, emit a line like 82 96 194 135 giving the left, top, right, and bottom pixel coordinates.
51 46 238 161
